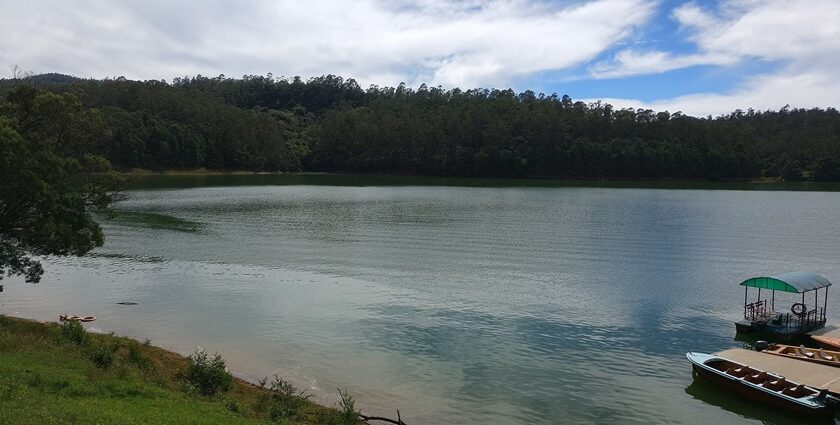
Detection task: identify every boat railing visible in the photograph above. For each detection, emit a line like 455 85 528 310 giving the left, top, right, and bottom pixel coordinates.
744 299 769 321
773 308 827 330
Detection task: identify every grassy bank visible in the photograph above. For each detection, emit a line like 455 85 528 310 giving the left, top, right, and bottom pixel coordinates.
0 316 361 425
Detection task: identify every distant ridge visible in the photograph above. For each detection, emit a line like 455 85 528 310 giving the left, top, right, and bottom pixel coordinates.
0 72 83 87
1 72 838 181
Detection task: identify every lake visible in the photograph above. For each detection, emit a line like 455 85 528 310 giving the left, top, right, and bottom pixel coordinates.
3 174 840 424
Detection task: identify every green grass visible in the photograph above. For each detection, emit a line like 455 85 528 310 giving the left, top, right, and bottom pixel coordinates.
0 316 354 425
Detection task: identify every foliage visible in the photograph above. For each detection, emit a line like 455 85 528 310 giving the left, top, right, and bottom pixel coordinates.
6 74 840 194
266 376 309 422
337 388 360 425
58 320 87 345
90 344 116 369
224 397 241 413
0 86 122 284
126 341 152 370
1 316 384 424
185 349 232 396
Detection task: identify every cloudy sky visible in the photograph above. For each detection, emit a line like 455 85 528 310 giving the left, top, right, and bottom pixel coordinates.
1 0 838 116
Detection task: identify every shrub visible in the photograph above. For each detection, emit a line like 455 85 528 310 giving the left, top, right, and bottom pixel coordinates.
185 349 231 396
266 376 308 422
126 342 151 371
90 345 115 369
59 321 87 345
1 378 20 401
337 388 360 425
224 397 241 413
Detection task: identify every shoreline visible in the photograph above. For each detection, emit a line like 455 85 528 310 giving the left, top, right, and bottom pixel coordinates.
0 314 362 425
116 170 840 193
1 314 272 392
121 167 787 183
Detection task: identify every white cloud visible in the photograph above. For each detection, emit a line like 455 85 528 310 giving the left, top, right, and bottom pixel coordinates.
589 50 735 78
592 0 840 78
589 69 840 117
0 0 655 89
589 0 840 116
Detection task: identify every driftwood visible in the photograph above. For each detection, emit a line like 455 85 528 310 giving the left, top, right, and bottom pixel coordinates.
337 387 407 425
358 410 406 425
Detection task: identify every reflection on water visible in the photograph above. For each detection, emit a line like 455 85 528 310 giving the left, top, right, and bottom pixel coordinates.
2 176 840 424
109 210 205 233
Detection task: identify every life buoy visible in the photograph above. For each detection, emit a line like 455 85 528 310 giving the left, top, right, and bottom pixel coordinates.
791 303 807 317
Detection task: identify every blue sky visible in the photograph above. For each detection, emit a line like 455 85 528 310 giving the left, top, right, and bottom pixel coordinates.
1 0 838 116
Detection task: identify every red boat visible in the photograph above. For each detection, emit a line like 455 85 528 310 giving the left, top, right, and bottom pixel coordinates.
687 351 837 418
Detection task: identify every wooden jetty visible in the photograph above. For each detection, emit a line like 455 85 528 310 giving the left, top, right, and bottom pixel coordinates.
713 348 840 393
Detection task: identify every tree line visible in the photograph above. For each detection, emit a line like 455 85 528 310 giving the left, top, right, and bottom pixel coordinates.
2 73 839 181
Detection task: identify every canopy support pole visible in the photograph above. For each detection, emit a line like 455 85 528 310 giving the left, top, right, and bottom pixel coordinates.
744 286 748 319
825 286 829 321
772 290 775 311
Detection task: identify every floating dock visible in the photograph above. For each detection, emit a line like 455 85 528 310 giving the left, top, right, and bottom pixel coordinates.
714 348 840 392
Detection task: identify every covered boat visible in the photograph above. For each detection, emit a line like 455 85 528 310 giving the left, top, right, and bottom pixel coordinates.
735 271 830 338
687 351 836 417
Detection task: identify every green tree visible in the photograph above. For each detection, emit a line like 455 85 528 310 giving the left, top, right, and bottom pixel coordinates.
0 86 121 284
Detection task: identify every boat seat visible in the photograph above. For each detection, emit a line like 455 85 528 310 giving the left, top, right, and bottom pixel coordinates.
796 345 815 358
745 371 769 384
781 384 808 398
726 367 750 378
817 349 836 362
764 377 787 391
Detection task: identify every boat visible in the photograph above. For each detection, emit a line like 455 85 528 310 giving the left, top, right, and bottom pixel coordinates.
735 271 831 339
686 351 837 417
813 335 840 351
59 315 96 322
761 343 840 367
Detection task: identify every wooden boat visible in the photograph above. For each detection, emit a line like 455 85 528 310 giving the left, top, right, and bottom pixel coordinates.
813 335 840 351
762 343 840 367
686 352 837 417
59 315 96 322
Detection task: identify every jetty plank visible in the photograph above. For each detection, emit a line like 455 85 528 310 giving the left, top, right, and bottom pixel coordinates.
714 348 840 392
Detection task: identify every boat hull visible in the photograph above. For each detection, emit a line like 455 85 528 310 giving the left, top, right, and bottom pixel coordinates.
734 319 756 333
735 319 826 340
687 353 834 418
813 336 840 351
763 344 840 367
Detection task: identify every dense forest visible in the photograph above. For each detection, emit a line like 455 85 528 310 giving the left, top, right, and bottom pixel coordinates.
2 73 839 180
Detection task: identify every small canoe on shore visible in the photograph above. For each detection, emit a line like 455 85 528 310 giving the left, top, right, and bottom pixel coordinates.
59 315 96 322
762 343 840 367
686 352 837 417
813 335 840 351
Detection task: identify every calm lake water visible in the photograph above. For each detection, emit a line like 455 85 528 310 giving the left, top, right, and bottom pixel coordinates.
4 174 840 424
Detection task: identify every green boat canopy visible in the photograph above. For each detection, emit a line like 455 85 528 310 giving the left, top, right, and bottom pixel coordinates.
740 271 832 293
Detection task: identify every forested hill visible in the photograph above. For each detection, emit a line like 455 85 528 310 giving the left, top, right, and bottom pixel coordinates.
2 74 839 180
